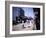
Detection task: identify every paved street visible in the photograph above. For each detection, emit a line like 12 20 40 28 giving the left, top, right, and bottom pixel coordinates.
12 21 36 31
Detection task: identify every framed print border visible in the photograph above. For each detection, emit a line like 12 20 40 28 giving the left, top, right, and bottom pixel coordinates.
5 1 45 37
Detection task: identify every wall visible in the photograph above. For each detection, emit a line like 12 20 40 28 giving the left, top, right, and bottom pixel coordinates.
0 0 46 38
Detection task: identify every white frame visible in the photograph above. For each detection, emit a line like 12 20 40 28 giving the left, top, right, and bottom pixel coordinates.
10 4 43 34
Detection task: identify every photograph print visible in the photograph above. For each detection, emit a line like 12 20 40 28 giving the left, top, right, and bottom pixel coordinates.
12 7 40 31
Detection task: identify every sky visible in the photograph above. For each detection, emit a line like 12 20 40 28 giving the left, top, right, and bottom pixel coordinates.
22 7 35 18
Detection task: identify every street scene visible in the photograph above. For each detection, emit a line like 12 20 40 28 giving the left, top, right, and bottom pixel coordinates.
12 7 40 31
